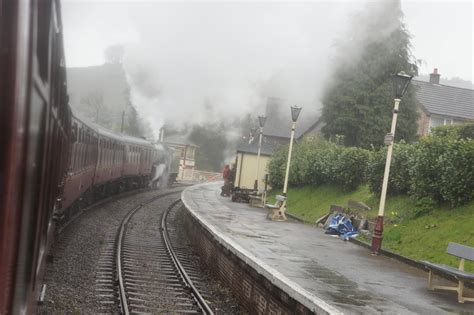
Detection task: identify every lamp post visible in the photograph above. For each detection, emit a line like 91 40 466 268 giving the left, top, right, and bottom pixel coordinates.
249 127 257 144
282 105 302 196
371 71 413 254
254 116 267 191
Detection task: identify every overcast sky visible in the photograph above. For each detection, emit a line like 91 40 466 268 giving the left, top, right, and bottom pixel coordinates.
62 0 473 80
61 0 473 133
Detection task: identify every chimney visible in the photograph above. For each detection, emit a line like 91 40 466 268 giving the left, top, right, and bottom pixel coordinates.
429 68 440 84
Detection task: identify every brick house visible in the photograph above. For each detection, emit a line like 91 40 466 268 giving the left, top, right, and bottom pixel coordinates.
414 69 474 136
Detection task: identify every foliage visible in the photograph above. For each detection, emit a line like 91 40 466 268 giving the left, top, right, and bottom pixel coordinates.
268 138 370 191
321 0 419 148
430 122 474 140
367 141 416 196
410 130 474 207
122 87 145 137
412 197 436 218
333 147 371 190
188 124 227 172
365 124 474 207
267 146 288 188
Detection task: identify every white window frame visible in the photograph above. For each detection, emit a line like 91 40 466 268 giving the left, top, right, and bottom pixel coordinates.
429 116 454 132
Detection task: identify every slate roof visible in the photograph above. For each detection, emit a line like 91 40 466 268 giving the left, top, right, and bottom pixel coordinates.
236 138 281 156
262 97 321 139
413 80 474 120
163 134 198 147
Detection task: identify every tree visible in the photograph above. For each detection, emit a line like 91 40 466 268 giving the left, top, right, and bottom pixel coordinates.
81 89 104 123
104 44 125 64
121 87 144 137
321 0 420 148
188 124 227 172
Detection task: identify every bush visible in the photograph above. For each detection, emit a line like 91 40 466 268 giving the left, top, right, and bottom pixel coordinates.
430 122 474 140
288 140 318 186
367 141 417 196
333 147 371 190
410 131 474 206
306 140 341 186
268 138 370 191
269 124 474 207
458 123 474 140
268 146 288 188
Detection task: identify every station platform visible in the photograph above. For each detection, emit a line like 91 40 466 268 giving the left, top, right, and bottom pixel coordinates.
182 182 473 314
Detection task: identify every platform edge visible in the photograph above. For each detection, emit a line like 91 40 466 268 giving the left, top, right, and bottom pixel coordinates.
181 182 343 315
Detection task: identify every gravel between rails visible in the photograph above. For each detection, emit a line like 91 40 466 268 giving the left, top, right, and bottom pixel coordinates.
38 185 243 314
166 204 242 314
37 186 184 314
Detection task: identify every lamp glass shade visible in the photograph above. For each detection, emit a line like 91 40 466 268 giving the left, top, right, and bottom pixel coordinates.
291 106 302 122
392 71 413 99
258 116 267 128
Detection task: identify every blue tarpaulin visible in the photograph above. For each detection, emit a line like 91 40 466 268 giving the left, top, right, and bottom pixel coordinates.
325 214 359 240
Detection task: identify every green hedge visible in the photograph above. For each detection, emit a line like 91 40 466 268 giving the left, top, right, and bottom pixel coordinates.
268 123 474 207
367 141 417 196
268 138 370 191
410 132 474 207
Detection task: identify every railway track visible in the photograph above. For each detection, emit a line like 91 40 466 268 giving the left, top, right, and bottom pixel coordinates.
40 186 240 313
115 194 214 314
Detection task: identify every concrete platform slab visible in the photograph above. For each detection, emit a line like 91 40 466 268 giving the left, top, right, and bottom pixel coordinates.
182 182 473 314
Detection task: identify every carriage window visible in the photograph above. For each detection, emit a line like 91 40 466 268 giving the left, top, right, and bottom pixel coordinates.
100 139 103 166
36 1 52 81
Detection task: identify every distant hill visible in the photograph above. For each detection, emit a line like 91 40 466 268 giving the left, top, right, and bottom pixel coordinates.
67 63 144 136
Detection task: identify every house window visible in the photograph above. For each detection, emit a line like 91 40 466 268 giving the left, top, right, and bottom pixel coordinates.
429 116 454 131
187 147 195 160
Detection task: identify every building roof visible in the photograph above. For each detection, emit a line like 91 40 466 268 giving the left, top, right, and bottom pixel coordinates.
413 80 474 120
236 138 281 156
70 107 154 147
262 97 321 139
163 134 198 147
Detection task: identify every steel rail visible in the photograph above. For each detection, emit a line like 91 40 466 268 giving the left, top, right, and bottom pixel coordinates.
162 200 214 315
116 191 182 315
57 182 193 235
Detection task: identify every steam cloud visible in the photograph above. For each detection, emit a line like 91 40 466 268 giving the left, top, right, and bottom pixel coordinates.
119 2 363 138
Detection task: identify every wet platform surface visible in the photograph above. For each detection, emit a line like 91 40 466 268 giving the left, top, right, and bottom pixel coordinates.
182 182 474 314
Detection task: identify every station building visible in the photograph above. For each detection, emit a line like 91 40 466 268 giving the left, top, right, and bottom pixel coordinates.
163 134 198 180
233 97 320 191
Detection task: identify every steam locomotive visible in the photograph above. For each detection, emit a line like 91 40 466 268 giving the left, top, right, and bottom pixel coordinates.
0 1 174 313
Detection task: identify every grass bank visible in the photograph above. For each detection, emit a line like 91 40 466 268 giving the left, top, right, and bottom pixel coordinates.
268 185 474 272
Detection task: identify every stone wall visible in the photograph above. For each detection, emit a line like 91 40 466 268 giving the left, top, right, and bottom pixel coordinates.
183 208 316 315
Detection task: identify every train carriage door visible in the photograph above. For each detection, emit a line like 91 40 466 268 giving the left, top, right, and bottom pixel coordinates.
5 1 55 311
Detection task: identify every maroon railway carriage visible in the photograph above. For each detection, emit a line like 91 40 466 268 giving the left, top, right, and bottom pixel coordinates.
59 113 158 222
91 125 156 192
0 0 70 313
0 1 163 313
121 133 157 184
60 112 98 217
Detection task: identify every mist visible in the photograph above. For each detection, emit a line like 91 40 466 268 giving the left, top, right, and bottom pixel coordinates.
116 2 362 137
62 0 472 141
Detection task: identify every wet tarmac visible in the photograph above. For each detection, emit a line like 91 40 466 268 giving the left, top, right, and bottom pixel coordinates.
182 182 474 314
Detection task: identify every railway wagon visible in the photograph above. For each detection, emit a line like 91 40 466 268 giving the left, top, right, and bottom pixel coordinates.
61 113 98 215
59 114 163 223
0 1 170 313
0 0 70 313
